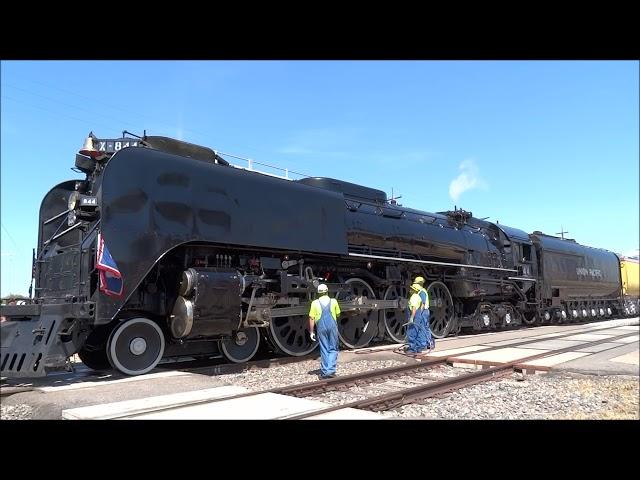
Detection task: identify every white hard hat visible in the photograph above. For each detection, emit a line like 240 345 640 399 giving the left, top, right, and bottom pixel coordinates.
318 284 328 294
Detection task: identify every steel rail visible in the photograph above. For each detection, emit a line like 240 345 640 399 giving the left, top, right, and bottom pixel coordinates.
284 330 637 418
276 323 637 398
104 326 636 419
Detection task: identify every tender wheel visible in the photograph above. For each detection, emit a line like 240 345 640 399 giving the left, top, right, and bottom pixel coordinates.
107 318 165 376
267 314 318 356
221 327 260 363
336 278 378 349
425 281 454 338
383 284 408 343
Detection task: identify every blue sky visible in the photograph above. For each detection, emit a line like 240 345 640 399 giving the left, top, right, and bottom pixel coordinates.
1 61 638 297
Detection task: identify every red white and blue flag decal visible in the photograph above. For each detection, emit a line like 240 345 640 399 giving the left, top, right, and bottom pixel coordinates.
96 232 123 297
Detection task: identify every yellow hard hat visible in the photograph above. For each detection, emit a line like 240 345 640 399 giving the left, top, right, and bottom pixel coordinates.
414 276 425 285
410 283 421 292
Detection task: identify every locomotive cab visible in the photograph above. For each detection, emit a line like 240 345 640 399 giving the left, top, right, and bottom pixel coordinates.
495 224 537 283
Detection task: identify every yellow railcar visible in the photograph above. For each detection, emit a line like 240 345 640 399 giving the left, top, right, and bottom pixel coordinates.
620 257 639 297
620 257 639 315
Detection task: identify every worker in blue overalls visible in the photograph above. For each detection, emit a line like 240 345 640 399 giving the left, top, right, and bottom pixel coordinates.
308 283 341 379
414 276 435 350
406 283 428 354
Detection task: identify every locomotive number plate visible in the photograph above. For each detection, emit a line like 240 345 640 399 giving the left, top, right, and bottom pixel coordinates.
95 138 140 153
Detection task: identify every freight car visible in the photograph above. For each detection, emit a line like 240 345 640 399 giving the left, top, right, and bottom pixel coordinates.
0 132 632 378
620 256 639 315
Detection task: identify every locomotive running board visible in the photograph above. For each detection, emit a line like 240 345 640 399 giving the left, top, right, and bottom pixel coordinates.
347 252 518 273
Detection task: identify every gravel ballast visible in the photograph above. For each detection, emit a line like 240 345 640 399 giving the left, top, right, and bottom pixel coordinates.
2 357 637 420
220 358 639 420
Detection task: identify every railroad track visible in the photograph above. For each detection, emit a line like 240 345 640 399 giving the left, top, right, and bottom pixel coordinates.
353 316 640 355
169 316 639 376
3 319 635 399
88 326 636 419
0 351 320 397
161 350 319 376
283 329 638 419
4 316 630 388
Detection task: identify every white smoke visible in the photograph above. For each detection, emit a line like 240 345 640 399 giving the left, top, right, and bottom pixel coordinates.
449 159 487 201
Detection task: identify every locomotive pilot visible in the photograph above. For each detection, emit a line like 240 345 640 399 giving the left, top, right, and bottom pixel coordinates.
308 284 341 379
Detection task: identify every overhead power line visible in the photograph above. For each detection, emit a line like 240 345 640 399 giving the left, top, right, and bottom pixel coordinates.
5 80 316 183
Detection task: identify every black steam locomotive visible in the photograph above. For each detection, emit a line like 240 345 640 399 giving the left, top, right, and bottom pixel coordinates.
0 133 629 378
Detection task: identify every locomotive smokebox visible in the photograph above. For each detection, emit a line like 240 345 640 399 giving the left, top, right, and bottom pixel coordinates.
170 268 244 339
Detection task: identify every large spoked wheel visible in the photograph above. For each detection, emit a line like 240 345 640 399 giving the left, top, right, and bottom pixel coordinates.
107 318 165 376
383 285 408 343
220 327 261 363
336 278 378 349
426 281 455 339
267 314 318 356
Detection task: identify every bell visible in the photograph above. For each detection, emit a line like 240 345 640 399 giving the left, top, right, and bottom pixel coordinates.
79 132 101 158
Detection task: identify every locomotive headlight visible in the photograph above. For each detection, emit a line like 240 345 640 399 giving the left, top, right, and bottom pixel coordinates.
68 191 80 210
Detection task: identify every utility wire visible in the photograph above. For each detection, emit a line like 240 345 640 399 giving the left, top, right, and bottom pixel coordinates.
16 78 283 161
4 83 140 131
1 222 23 256
5 81 316 181
2 95 118 131
22 77 217 143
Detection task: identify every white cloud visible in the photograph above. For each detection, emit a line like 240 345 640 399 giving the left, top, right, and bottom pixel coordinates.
449 158 488 201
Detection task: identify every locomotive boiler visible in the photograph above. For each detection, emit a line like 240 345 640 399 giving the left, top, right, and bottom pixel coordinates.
0 132 630 378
